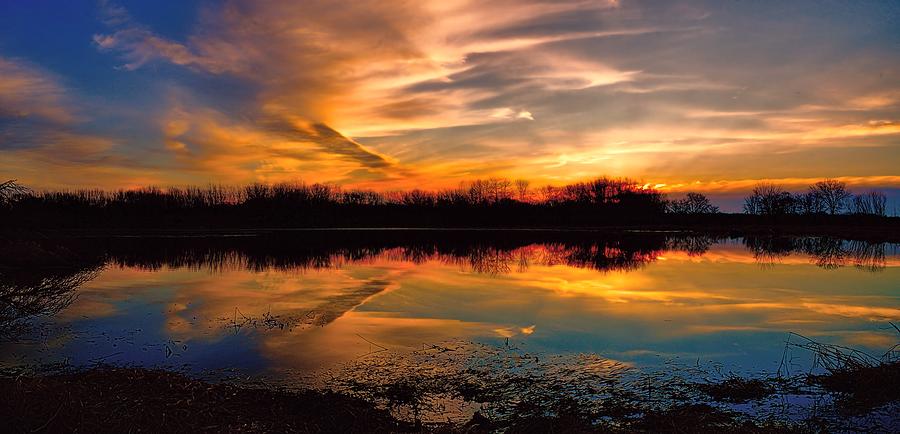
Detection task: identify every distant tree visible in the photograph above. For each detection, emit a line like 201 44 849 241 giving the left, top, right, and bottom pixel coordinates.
539 185 564 205
852 191 887 216
794 190 824 215
464 178 513 204
811 179 851 215
401 189 435 207
342 190 383 206
467 180 489 205
515 179 530 202
743 183 795 215
487 178 512 203
667 192 719 214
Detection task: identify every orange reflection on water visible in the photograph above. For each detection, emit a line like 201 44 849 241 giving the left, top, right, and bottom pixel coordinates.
47 241 899 374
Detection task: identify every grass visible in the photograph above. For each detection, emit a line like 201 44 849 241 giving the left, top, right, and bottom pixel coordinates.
696 377 776 403
810 360 900 414
783 331 900 414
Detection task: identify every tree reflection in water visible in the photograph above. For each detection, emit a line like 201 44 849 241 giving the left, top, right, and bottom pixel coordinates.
0 242 104 339
743 236 890 271
0 231 893 340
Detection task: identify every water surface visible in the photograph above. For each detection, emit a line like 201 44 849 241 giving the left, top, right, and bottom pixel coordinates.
2 231 898 384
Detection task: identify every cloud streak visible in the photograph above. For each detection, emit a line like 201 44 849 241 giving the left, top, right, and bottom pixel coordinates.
0 0 896 194
0 57 75 124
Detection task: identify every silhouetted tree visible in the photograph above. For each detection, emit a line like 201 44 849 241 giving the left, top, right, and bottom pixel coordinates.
794 190 825 215
539 185 565 206
343 190 383 206
852 191 887 216
667 192 719 214
743 183 795 215
488 178 513 203
515 179 530 202
401 189 436 207
811 179 851 215
467 180 490 205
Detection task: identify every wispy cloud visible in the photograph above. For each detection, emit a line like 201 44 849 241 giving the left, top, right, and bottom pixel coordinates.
0 57 76 124
1 0 897 192
0 56 164 187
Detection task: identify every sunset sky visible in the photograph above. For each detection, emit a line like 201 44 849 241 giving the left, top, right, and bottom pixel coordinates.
1 0 899 207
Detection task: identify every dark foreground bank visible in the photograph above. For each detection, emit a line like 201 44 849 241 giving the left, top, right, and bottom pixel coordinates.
1 367 407 434
3 358 898 433
0 366 792 434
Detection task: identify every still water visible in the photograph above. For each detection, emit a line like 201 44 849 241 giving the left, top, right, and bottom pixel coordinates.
2 231 898 383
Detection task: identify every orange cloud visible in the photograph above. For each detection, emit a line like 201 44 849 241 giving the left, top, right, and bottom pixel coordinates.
0 57 75 124
2 1 898 192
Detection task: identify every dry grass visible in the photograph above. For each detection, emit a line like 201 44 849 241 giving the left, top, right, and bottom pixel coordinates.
696 377 776 403
810 361 900 414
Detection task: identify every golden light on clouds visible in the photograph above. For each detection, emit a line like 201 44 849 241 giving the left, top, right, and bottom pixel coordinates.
0 1 897 197
47 242 900 369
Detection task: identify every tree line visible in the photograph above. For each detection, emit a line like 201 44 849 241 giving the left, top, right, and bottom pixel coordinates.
0 177 892 229
743 179 888 216
2 177 666 208
0 177 668 228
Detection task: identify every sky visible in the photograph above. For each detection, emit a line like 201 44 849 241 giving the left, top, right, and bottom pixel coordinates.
1 0 899 207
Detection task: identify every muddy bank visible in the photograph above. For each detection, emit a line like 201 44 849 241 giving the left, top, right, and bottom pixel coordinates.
4 354 899 433
0 367 408 434
0 366 801 434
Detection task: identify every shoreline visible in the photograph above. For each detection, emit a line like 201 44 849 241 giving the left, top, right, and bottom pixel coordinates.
3 355 897 433
6 221 899 243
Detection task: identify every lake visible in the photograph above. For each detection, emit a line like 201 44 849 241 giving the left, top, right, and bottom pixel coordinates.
3 230 897 389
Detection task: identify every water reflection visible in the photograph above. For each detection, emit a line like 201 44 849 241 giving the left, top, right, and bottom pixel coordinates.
0 231 897 381
5 231 890 275
743 236 890 271
0 242 104 339
97 231 674 274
